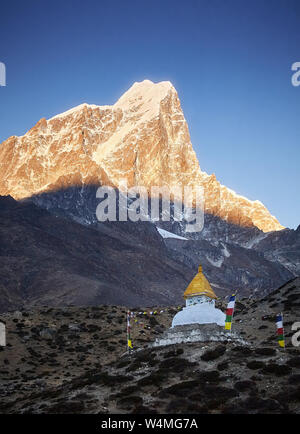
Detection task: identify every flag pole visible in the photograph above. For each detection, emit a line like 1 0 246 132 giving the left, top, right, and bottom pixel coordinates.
282 311 286 352
276 312 285 350
127 310 133 354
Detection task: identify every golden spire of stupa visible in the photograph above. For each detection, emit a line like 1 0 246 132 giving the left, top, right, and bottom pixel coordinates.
183 265 217 300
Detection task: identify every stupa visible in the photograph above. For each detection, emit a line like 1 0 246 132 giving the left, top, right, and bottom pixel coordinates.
172 265 225 327
152 265 247 348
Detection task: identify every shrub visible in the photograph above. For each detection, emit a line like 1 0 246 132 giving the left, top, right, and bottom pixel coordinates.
160 380 199 397
231 346 252 356
255 347 276 356
287 374 300 384
201 345 226 361
234 380 256 392
287 357 300 368
197 370 220 383
217 361 229 371
247 360 265 370
116 359 131 369
137 372 167 387
262 363 292 376
47 400 85 414
131 405 157 414
203 385 238 400
159 357 196 373
116 396 143 410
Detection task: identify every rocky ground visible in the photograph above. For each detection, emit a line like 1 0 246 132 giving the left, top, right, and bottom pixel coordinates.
0 277 299 414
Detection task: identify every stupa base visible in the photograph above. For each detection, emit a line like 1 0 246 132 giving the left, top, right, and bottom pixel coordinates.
152 323 248 347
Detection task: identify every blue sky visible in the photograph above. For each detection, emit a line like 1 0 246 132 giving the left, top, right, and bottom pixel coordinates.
0 0 299 229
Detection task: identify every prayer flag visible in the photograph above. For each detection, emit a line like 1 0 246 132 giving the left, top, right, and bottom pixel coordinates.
225 294 236 331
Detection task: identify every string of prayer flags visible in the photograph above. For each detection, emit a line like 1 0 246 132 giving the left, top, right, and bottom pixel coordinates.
125 308 181 351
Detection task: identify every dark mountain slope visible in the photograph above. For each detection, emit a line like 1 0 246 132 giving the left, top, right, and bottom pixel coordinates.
0 194 297 312
0 196 194 312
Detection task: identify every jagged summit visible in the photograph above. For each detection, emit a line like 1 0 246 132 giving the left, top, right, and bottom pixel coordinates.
0 80 283 232
48 103 103 121
48 80 175 122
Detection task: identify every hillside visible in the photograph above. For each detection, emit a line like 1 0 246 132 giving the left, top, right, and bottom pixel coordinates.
0 277 299 414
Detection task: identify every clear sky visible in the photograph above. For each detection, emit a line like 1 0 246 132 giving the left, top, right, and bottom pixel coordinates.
0 0 299 229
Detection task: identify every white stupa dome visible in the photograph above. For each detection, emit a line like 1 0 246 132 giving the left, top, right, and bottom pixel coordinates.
172 265 226 327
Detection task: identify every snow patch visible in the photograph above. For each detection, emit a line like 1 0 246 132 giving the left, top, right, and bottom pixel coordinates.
244 232 269 249
207 256 224 268
157 227 188 240
221 242 231 258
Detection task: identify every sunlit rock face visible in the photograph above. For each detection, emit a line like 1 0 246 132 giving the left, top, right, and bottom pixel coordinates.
172 295 225 327
0 79 283 232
